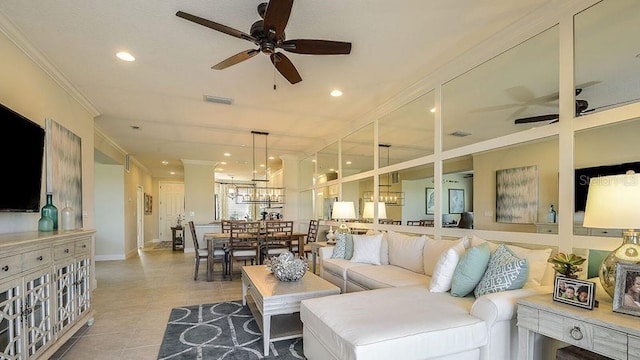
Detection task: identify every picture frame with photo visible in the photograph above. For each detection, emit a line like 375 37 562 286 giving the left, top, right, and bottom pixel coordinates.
553 276 596 310
613 263 640 317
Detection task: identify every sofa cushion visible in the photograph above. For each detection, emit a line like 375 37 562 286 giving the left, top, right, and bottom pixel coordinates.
429 242 466 293
350 233 383 265
300 286 486 360
474 244 528 297
323 258 368 279
387 230 426 274
423 237 466 276
347 264 431 289
451 242 491 297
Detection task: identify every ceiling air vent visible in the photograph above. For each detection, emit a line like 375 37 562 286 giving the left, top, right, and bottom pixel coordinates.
203 95 233 105
450 131 472 137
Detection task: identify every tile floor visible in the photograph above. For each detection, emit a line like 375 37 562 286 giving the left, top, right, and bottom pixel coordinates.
51 247 245 360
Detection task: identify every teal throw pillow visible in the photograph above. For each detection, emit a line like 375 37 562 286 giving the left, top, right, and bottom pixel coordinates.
450 242 491 297
474 244 529 297
344 234 354 260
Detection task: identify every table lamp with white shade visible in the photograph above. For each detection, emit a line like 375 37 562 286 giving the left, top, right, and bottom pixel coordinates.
332 201 356 234
362 202 387 222
583 170 640 298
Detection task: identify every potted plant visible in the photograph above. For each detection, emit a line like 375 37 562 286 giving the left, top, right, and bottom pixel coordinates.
549 252 586 279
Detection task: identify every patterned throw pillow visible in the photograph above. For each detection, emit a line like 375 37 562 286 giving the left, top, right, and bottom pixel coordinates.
330 233 347 259
474 244 529 298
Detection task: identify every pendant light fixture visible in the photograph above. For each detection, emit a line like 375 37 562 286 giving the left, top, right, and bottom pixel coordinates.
363 144 404 206
235 131 286 205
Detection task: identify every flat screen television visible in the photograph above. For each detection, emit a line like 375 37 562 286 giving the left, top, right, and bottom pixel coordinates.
575 161 640 212
0 103 45 212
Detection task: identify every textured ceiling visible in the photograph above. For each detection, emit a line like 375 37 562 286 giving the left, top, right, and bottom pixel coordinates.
0 0 555 180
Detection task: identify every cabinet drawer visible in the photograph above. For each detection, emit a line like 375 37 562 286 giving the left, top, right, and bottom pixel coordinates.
53 242 75 261
75 238 90 254
589 228 622 237
517 305 538 330
0 255 21 281
629 335 640 360
536 224 558 234
593 326 626 360
22 248 51 272
539 310 563 338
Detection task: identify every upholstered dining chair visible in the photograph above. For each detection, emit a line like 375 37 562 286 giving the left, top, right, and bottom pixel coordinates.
228 221 261 278
261 220 294 263
189 221 228 280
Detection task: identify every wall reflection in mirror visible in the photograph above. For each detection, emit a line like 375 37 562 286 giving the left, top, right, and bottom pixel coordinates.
574 0 640 115
473 136 558 233
574 118 640 236
442 25 559 150
316 141 339 183
378 91 435 164
341 123 374 177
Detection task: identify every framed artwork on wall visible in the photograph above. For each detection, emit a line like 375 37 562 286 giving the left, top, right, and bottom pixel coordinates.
425 188 435 214
448 189 464 214
144 193 152 214
496 165 539 223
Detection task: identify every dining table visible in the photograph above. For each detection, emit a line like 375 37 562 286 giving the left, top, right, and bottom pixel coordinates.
203 231 308 282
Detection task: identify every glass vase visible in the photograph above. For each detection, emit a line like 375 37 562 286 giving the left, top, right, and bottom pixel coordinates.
61 201 75 231
41 193 58 230
38 215 53 232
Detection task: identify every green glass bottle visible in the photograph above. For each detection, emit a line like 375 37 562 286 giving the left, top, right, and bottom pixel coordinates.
38 215 53 232
41 193 58 230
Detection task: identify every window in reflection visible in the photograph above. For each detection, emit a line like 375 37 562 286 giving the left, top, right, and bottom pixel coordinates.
574 118 640 236
317 142 339 182
379 92 436 164
442 25 559 150
342 123 374 176
473 136 559 233
575 0 640 114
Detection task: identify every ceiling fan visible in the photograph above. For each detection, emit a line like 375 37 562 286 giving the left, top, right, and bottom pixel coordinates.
514 88 591 124
176 0 352 84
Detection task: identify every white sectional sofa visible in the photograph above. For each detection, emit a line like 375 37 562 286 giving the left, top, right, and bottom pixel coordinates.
300 231 554 360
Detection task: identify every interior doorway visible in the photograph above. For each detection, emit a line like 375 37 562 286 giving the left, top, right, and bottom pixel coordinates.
159 182 185 243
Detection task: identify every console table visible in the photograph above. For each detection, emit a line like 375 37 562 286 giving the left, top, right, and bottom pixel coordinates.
517 293 640 360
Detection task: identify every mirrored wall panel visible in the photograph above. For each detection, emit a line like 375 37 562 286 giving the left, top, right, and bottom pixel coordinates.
379 91 436 165
472 136 559 233
316 184 339 220
574 0 640 115
442 156 475 228
442 25 559 150
342 177 374 220
342 123 374 176
316 141 339 183
574 118 640 236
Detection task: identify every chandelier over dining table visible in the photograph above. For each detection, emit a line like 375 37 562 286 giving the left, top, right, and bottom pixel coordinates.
234 131 285 205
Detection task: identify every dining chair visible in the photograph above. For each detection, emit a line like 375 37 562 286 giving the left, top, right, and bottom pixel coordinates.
303 219 320 259
228 221 261 278
188 221 227 281
261 220 294 263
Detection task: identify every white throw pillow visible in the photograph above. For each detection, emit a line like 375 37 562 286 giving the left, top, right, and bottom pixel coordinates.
366 229 389 265
387 230 426 273
350 233 383 265
429 242 466 292
423 237 466 276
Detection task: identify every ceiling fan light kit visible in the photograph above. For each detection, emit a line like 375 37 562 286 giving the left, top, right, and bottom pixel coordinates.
176 0 352 84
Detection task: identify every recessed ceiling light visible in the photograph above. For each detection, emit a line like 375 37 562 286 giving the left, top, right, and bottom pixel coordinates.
169 171 175 175
215 168 223 172
268 156 275 160
260 164 265 167
430 108 436 113
223 152 231 157
330 89 343 97
116 51 135 62
161 161 169 165
220 161 227 165
346 161 352 165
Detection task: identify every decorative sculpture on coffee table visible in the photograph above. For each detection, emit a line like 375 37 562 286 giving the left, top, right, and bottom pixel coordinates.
264 251 308 281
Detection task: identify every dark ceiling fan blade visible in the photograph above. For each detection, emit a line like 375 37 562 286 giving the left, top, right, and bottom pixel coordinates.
212 49 260 70
280 39 352 55
270 53 302 84
176 11 258 44
263 0 293 41
514 114 559 124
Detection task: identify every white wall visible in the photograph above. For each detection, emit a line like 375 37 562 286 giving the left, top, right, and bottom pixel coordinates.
94 164 125 260
0 28 95 234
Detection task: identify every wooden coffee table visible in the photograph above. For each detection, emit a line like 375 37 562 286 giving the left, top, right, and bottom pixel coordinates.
241 265 340 355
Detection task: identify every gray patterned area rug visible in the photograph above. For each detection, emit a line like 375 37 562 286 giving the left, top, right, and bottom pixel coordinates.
158 301 306 359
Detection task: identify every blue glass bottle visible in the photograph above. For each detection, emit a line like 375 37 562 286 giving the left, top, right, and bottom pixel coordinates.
41 193 58 230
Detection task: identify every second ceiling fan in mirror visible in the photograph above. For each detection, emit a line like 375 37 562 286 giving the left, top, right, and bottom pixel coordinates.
176 0 352 84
